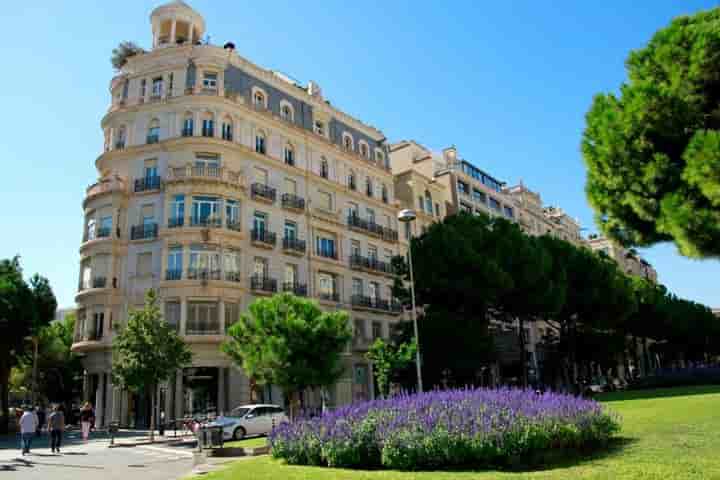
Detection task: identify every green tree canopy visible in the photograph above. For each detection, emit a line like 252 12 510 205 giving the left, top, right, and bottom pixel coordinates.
583 8 720 258
111 41 145 70
366 338 417 398
112 289 192 440
222 293 352 417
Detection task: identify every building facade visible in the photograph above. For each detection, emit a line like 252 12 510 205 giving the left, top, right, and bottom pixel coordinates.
587 235 658 282
72 1 403 428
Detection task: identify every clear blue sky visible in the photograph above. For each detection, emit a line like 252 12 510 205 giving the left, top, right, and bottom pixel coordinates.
0 1 716 309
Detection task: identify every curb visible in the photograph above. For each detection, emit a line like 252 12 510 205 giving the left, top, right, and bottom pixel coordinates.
108 437 194 448
206 445 270 457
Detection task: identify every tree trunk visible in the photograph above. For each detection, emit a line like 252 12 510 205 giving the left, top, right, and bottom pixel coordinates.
518 316 528 388
149 385 156 443
642 337 650 374
632 336 641 377
0 356 9 434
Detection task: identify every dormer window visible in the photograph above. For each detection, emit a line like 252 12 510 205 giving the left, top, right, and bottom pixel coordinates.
314 121 325 136
203 72 218 90
280 101 294 122
375 149 385 165
343 134 354 151
253 89 266 109
359 142 369 159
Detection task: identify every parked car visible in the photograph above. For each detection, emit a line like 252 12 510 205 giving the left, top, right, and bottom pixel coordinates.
210 404 287 440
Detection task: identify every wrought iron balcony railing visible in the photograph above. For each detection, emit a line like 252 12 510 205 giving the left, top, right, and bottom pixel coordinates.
349 255 393 274
130 223 159 240
134 176 161 193
187 269 221 281
282 237 306 254
282 282 308 297
251 229 276 246
250 275 277 293
165 270 182 281
251 183 276 202
281 193 305 210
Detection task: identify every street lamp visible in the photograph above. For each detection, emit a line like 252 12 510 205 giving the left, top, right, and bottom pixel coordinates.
397 209 423 393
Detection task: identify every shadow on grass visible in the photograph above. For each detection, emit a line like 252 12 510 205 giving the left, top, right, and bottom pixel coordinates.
596 385 720 403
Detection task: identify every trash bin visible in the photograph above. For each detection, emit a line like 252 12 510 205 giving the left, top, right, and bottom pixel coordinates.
197 425 224 450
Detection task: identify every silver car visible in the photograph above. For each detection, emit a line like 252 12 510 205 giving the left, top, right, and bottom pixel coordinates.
212 404 287 441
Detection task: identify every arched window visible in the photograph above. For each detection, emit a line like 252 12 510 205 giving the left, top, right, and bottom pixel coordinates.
182 113 194 137
146 118 160 144
425 190 433 214
221 117 233 141
375 149 386 167
201 112 215 137
314 120 325 136
343 133 354 151
115 126 127 149
280 101 294 122
348 169 356 190
320 158 329 179
359 142 369 158
255 131 266 154
382 185 389 204
284 143 295 166
365 177 373 197
252 88 267 109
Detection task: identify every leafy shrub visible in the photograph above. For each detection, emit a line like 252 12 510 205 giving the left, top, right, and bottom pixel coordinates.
270 387 620 470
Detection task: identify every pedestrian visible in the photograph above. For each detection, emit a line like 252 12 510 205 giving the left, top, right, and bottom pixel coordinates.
19 406 38 455
80 402 94 442
35 405 46 436
47 404 65 453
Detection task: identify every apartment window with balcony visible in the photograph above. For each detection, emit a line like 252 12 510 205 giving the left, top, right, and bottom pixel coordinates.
255 132 266 154
223 250 241 282
354 319 366 341
201 118 215 137
320 158 329 179
314 120 325 136
316 233 337 259
285 178 297 195
368 245 378 262
369 281 379 302
351 240 361 258
115 126 126 149
284 144 295 166
382 185 389 204
255 166 269 186
187 301 220 335
225 302 239 331
98 216 112 238
195 153 220 173
147 119 160 144
226 199 240 230
457 180 469 196
189 245 220 279
254 257 269 278
318 272 337 300
352 278 363 297
348 170 356 190
366 208 376 225
143 158 158 179
191 196 220 226
151 77 163 97
348 202 359 219
425 190 433 214
473 188 487 204
81 263 92 290
221 121 233 141
372 321 382 340
285 264 298 286
137 252 152 277
92 310 105 340
170 195 185 227
319 191 332 211
253 211 268 234
203 72 218 90
366 178 373 197
182 116 194 136
284 220 297 240
167 247 183 280
141 204 156 230
165 301 180 331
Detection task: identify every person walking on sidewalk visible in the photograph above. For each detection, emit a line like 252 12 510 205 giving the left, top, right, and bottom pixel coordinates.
47 404 65 453
80 402 94 442
19 406 39 455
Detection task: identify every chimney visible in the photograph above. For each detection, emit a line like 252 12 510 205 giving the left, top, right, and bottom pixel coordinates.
442 145 457 166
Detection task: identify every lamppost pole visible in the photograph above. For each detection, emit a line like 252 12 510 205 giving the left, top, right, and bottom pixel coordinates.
398 209 423 393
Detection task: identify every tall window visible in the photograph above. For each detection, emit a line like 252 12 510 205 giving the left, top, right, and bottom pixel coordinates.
98 216 112 237
253 91 265 108
368 245 378 261
147 119 160 144
189 246 220 274
348 170 356 190
316 233 336 259
348 202 359 219
314 121 325 136
226 199 240 227
141 204 155 227
425 190 433 214
284 220 297 240
203 72 218 90
223 250 240 279
284 144 295 166
382 185 389 204
140 79 147 99
343 134 353 151
202 117 214 137
255 132 266 154
86 218 97 241
318 272 336 298
366 208 375 224
152 77 163 97
165 301 180 330
115 126 126 149
284 264 297 285
320 158 329 179
254 167 269 185
224 303 239 331
359 143 368 158
143 159 158 179
284 178 297 195
281 104 293 121
372 321 382 340
253 212 267 234
319 191 332 211
191 196 220 225
170 194 185 225
182 116 194 136
253 257 268 278
351 240 361 258
365 177 373 197
221 120 233 141
167 247 183 277
368 281 379 301
352 278 363 297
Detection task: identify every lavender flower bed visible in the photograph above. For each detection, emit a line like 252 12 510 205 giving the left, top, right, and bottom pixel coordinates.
269 388 619 470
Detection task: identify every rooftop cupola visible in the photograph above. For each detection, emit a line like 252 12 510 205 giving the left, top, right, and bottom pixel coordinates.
150 1 206 49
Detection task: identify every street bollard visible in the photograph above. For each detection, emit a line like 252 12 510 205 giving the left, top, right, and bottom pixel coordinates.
108 422 119 446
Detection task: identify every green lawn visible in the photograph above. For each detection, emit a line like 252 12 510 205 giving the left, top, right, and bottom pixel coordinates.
223 436 269 449
197 385 720 479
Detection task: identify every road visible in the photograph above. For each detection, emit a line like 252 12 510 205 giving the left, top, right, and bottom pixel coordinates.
0 430 196 480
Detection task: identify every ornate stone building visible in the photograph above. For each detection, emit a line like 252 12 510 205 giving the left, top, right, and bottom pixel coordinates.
73 1 402 427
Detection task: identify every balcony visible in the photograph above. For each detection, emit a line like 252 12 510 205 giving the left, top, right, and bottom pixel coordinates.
168 217 185 228
251 229 276 248
85 176 127 206
349 255 393 275
347 215 399 242
282 282 308 297
130 223 158 240
250 275 277 294
92 277 107 289
186 320 221 336
165 269 182 281
281 193 305 211
146 134 160 144
282 237 306 255
316 248 338 261
187 269 221 281
114 141 126 150
225 271 242 283
181 128 193 137
227 220 242 232
318 291 340 303
166 165 243 188
190 216 222 228
96 227 112 239
134 175 161 193
251 183 276 203
351 295 402 314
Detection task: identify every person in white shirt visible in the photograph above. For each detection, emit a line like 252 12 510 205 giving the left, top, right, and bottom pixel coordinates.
19 406 39 455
